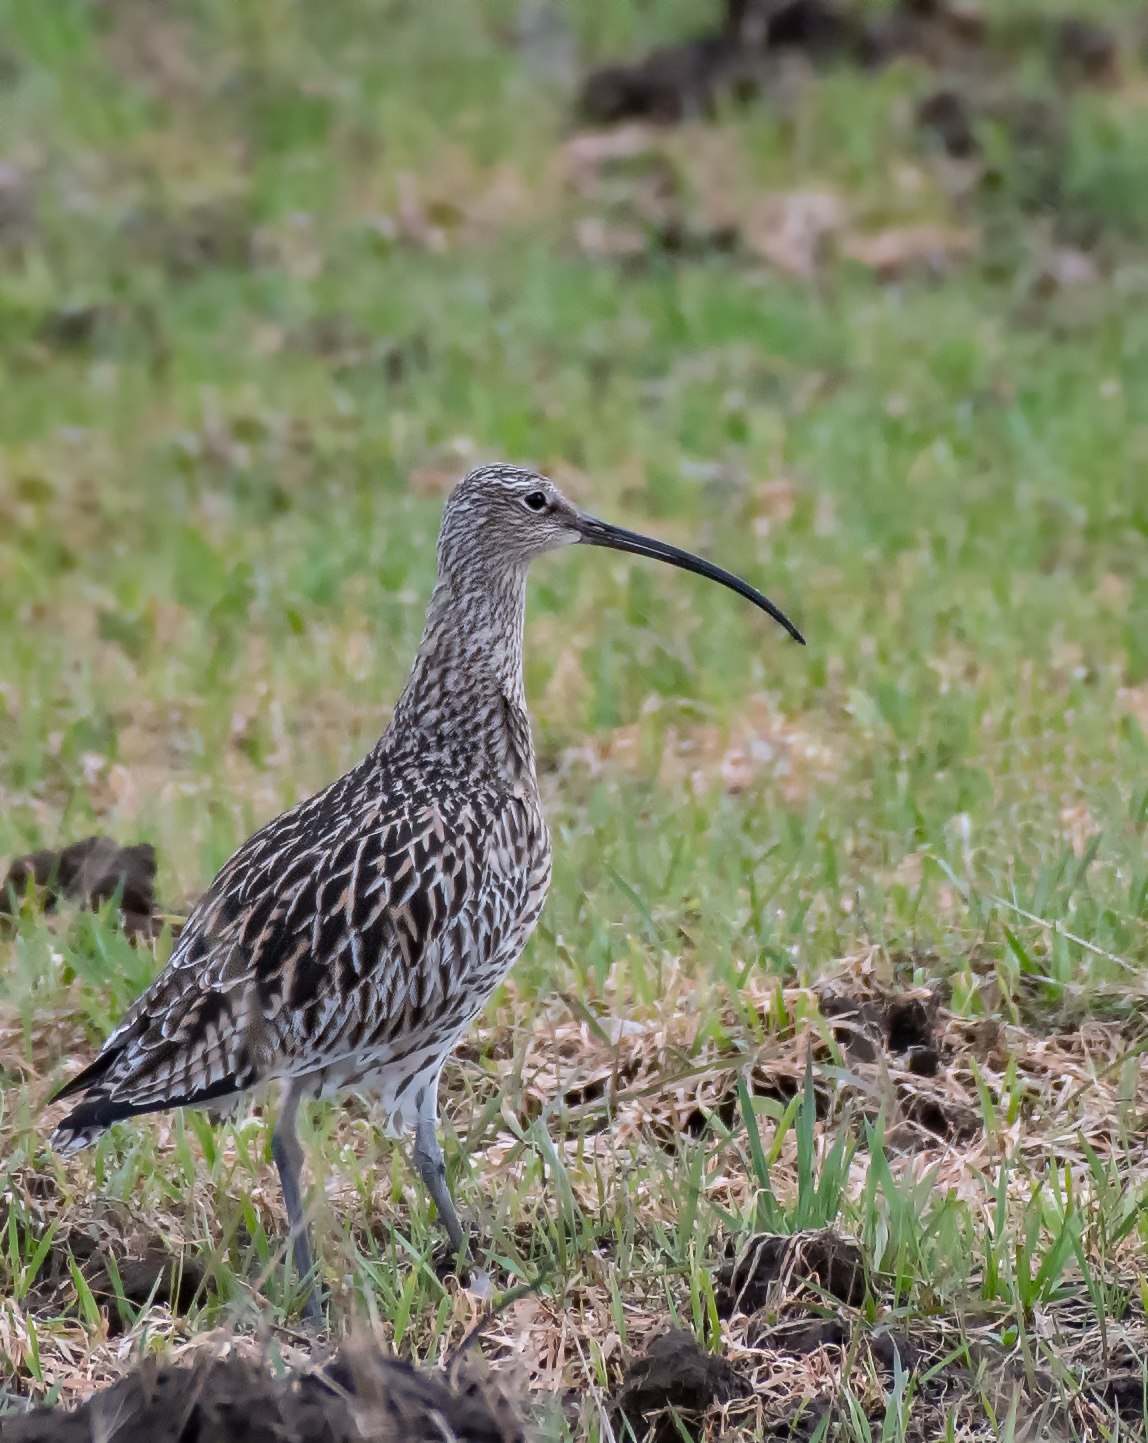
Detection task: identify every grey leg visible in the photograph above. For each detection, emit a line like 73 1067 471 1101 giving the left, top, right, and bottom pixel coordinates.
271 1084 322 1326
412 1110 467 1260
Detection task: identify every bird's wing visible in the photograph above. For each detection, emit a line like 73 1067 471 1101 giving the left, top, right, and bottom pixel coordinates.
51 774 539 1140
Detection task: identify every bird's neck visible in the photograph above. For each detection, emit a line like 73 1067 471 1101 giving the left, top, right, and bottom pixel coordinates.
385 565 535 782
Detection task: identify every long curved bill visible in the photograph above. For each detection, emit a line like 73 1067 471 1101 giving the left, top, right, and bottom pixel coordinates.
575 514 805 645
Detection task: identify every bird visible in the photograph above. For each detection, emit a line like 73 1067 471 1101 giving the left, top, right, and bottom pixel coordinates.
48 463 804 1323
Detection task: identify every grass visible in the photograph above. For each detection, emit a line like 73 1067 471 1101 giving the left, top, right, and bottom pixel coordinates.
2 0 1148 1437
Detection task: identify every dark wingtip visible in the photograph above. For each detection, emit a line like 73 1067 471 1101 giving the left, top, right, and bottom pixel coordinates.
51 1070 244 1149
49 1093 121 1153
50 1048 120 1105
49 1119 101 1155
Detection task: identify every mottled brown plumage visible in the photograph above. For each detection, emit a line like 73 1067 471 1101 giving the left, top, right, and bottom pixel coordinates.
49 463 802 1322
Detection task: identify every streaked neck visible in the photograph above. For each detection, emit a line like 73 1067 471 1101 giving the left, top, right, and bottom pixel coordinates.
385 565 534 780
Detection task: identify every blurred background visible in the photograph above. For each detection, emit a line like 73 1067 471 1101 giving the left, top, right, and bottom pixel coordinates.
2 0 1145 966
2 0 1148 1433
3 0 1146 977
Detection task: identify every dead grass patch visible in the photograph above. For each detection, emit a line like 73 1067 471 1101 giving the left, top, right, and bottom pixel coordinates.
4 955 1148 1436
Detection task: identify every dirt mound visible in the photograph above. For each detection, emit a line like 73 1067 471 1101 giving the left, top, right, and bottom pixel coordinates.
716 1228 867 1317
818 986 938 1061
0 1339 524 1443
577 0 1120 125
1 836 164 941
579 0 863 125
612 1329 751 1443
0 1191 213 1337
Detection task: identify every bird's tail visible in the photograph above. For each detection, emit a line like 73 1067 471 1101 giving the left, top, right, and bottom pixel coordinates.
48 1043 246 1152
48 1046 126 1153
49 1112 109 1155
47 1042 175 1152
50 1096 121 1154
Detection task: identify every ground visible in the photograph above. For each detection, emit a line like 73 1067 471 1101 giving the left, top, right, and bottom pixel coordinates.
1 0 1148 1438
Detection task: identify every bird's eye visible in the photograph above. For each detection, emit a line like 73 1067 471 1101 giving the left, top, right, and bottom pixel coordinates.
522 491 548 513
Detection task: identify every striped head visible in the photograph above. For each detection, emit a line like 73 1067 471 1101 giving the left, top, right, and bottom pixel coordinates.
435 464 582 575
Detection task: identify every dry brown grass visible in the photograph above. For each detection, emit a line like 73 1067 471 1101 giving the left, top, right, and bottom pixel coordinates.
5 954 1147 1438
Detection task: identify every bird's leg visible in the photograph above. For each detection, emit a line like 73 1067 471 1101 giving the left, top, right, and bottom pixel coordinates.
412 1110 467 1262
271 1084 322 1326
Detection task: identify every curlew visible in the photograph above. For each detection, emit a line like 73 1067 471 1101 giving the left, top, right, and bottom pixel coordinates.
49 464 803 1321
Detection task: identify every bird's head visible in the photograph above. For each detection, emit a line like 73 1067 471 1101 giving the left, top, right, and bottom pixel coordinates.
436 462 804 644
